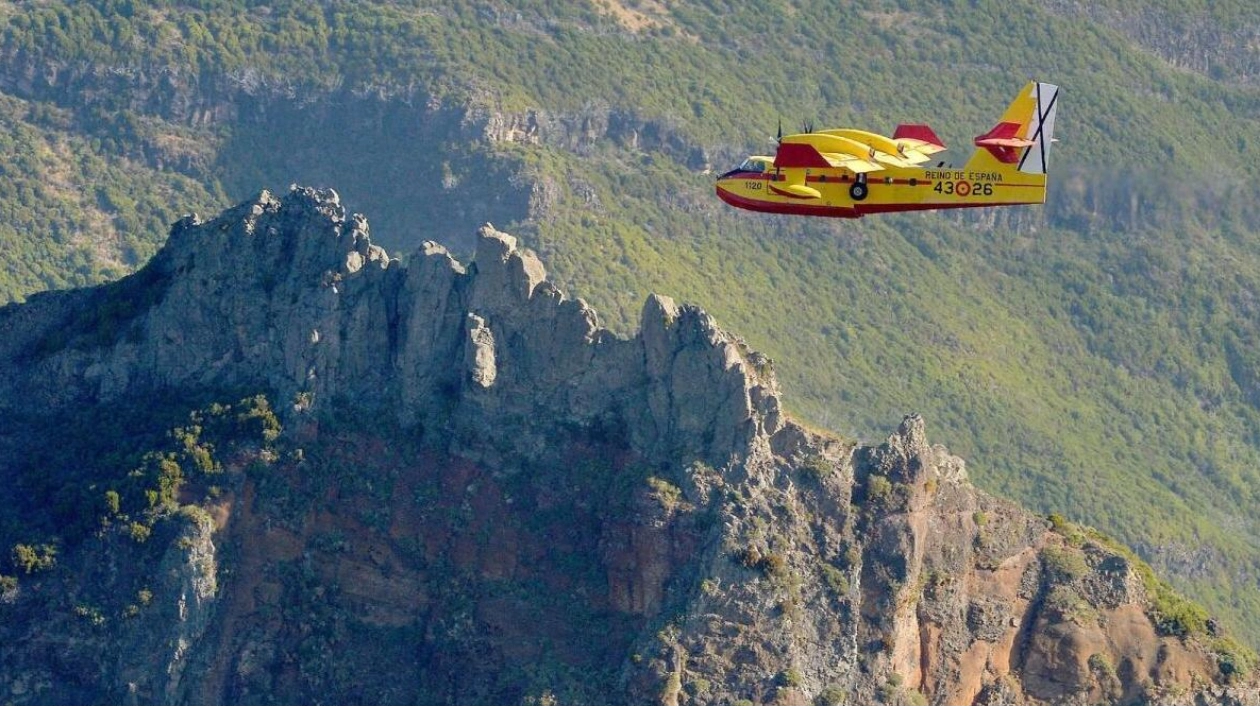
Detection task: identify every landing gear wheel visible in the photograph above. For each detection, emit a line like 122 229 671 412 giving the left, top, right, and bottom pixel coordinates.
849 182 869 201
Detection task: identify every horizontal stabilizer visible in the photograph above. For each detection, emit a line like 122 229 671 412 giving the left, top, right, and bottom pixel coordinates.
975 120 1033 146
974 121 1033 163
976 137 1035 147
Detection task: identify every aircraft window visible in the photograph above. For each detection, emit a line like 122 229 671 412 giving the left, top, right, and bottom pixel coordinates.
739 159 765 173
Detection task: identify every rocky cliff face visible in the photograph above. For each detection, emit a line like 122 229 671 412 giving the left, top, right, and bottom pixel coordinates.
0 187 1254 704
0 186 778 465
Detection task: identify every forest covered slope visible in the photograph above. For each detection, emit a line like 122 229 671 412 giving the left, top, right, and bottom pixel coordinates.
0 0 1258 651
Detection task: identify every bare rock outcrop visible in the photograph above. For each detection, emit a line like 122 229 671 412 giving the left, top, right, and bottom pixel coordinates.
0 187 775 467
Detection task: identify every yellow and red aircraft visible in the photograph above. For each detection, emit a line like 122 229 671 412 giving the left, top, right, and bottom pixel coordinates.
716 81 1059 218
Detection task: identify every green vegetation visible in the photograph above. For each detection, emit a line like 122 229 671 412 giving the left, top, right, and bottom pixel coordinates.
646 475 684 511
1089 652 1118 682
1045 584 1100 626
1040 545 1089 583
1214 635 1258 685
860 473 912 516
820 562 850 596
0 393 280 575
126 521 151 543
10 543 56 574
865 474 893 503
1058 517 1213 637
736 543 790 582
0 0 1258 650
73 603 106 626
816 685 847 705
801 454 833 480
0 90 220 304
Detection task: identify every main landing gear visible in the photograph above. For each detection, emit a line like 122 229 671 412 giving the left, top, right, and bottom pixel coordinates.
849 174 869 201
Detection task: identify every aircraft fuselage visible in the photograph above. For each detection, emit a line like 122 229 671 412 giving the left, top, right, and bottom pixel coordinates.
715 161 1047 218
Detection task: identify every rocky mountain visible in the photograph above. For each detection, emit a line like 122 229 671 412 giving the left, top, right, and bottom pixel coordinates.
0 187 1255 704
3 1 1260 652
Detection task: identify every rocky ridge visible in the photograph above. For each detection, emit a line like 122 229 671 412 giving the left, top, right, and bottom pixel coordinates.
0 187 1255 704
0 186 777 466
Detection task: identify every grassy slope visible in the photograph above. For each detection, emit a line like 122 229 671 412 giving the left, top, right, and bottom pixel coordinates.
2 0 1260 644
0 92 221 301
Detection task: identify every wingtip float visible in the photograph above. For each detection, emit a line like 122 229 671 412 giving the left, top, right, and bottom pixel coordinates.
716 81 1060 218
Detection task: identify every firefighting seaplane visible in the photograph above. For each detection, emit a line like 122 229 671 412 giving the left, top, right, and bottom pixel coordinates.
715 81 1059 218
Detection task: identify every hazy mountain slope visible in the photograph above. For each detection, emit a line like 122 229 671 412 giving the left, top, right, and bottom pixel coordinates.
1 0 1259 646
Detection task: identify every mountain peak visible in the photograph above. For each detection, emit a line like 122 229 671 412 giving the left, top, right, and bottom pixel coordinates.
2 185 783 467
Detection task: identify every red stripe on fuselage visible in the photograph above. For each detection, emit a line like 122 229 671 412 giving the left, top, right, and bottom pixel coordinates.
853 200 1037 214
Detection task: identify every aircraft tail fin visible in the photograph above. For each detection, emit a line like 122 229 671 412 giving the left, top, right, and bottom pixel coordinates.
968 82 1059 174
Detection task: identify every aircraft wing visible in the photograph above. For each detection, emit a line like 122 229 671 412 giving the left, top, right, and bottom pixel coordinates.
869 152 917 169
776 134 884 172
820 128 921 165
823 153 884 173
773 142 833 169
893 124 948 156
896 140 947 156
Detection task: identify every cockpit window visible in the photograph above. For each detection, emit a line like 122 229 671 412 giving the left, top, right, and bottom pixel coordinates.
738 158 766 173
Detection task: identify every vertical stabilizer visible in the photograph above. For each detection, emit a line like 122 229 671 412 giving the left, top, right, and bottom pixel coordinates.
1018 82 1058 174
968 82 1060 175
